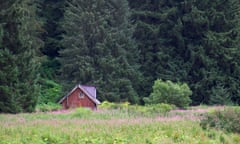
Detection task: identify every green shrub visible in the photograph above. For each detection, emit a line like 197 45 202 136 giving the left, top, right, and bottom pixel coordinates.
36 102 62 112
99 101 129 109
144 79 192 108
200 107 240 133
99 101 174 117
38 79 62 104
127 103 175 117
99 101 117 109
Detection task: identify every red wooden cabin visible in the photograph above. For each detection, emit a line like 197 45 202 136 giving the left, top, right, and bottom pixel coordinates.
58 85 100 110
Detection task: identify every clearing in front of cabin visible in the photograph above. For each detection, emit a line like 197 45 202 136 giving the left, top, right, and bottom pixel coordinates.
0 105 240 144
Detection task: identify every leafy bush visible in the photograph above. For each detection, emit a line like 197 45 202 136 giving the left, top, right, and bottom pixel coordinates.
38 79 62 104
200 107 240 133
36 102 62 112
127 103 175 117
144 79 192 108
99 101 129 109
99 101 175 117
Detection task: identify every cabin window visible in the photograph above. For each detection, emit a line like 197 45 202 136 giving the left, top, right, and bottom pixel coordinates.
79 92 85 98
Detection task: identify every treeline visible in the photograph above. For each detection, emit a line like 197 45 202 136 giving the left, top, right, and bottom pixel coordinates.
0 0 240 113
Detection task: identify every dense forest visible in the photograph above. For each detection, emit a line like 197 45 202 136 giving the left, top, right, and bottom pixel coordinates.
1 0 240 113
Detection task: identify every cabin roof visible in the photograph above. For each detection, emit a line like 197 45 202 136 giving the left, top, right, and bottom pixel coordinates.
81 85 96 98
58 84 101 105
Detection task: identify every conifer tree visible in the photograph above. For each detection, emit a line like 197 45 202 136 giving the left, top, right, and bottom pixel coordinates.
0 1 18 112
0 0 43 113
39 0 65 79
204 0 240 104
129 0 240 105
37 0 65 104
184 0 240 104
60 0 141 103
129 0 188 97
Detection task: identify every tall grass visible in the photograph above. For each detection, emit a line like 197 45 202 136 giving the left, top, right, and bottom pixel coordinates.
0 106 240 144
200 107 240 133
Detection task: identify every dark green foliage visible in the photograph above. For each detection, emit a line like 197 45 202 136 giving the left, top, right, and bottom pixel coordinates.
38 79 62 104
129 0 240 105
59 0 141 103
39 0 64 58
129 0 190 98
187 0 240 105
209 85 232 105
145 79 192 108
200 107 240 133
1 0 240 112
38 0 65 79
36 1 64 106
0 0 43 113
0 49 21 113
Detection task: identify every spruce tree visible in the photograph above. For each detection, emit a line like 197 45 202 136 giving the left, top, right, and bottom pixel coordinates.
60 0 141 103
0 0 43 113
204 0 240 104
39 0 65 79
129 0 240 105
37 0 65 104
185 0 240 104
0 1 19 112
129 0 189 98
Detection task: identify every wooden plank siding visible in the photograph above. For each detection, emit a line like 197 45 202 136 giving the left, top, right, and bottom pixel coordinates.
61 88 96 110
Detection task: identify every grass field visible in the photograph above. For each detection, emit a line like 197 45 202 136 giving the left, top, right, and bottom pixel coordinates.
0 106 240 144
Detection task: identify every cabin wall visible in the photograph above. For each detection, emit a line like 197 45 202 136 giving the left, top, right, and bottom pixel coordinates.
61 88 96 109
